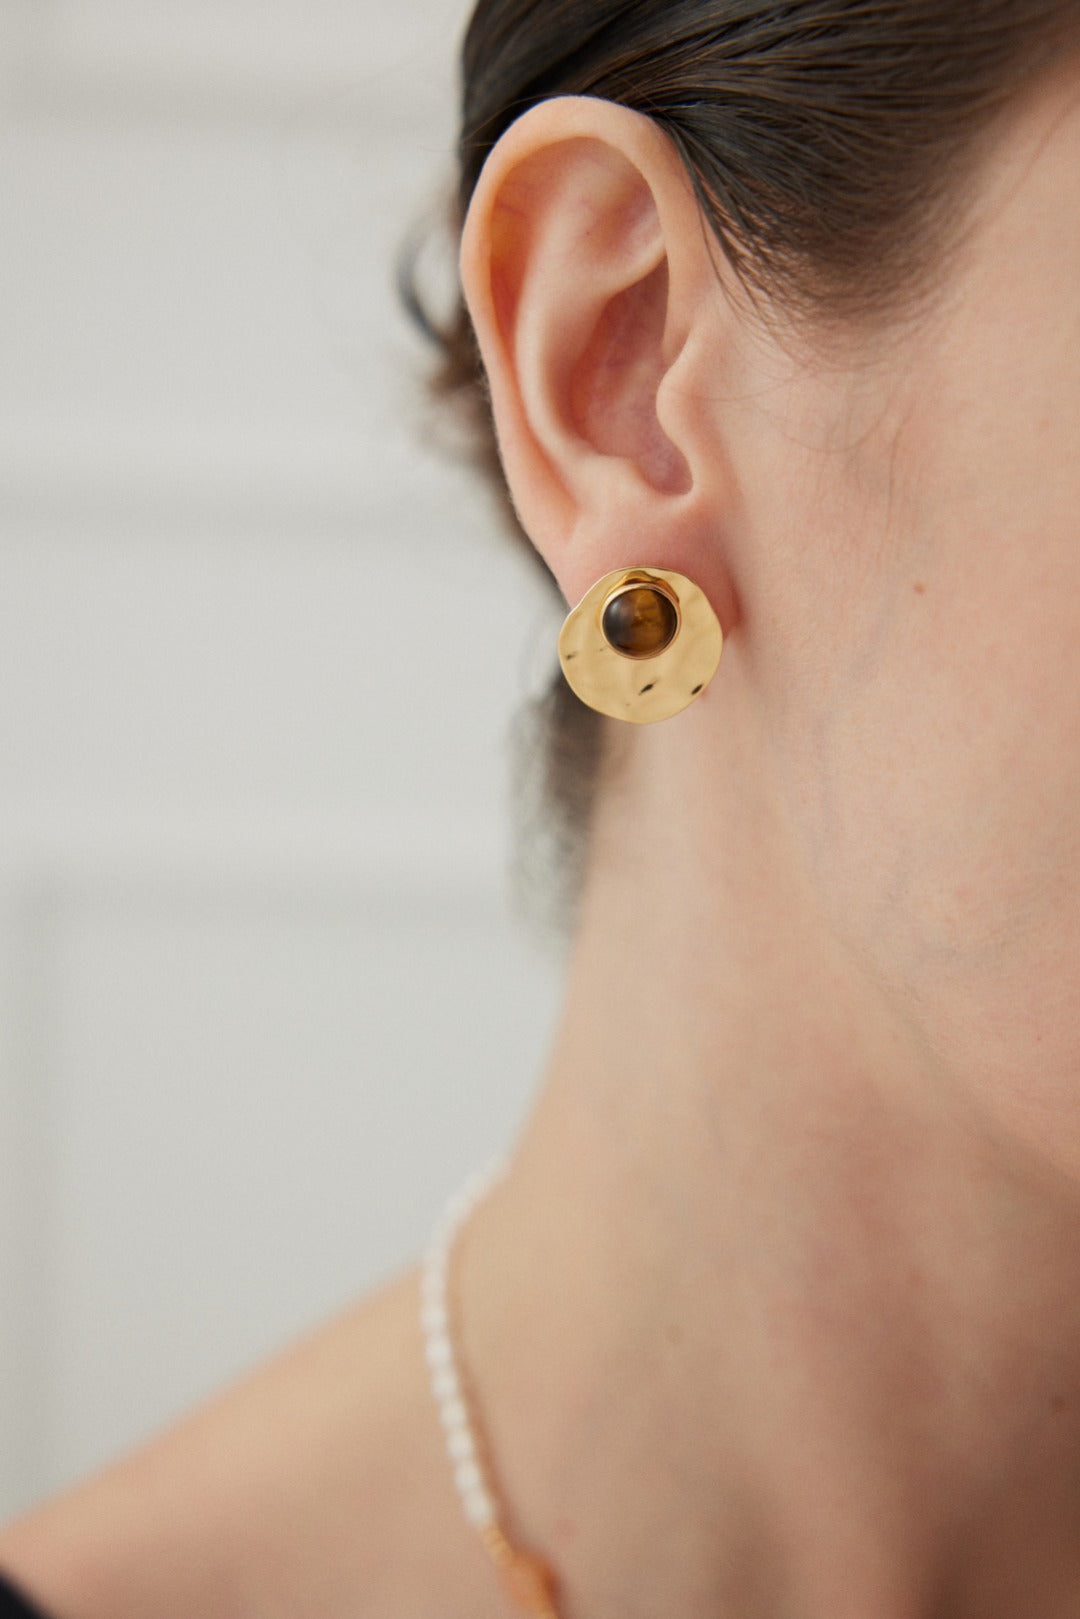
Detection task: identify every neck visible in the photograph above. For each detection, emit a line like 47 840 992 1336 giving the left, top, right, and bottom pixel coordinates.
460 674 1080 1619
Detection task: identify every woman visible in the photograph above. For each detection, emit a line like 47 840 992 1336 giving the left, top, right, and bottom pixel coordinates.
3 1 1080 1614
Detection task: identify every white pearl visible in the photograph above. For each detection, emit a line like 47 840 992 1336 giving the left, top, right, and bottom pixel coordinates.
424 1334 452 1371
454 1457 483 1496
431 1365 459 1402
463 1483 496 1527
421 1300 448 1336
439 1395 468 1432
447 1426 475 1463
422 1159 511 1544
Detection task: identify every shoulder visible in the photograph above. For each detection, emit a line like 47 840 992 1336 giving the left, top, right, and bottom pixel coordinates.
0 1266 445 1619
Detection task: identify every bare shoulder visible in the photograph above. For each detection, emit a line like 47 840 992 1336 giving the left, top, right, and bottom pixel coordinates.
0 1263 478 1619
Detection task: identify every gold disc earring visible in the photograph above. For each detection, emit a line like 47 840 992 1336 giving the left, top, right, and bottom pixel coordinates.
557 566 723 724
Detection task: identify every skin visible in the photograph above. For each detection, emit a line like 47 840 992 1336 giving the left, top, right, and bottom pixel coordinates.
3 55 1080 1619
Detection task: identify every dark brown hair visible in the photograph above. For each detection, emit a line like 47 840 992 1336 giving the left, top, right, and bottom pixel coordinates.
405 0 1078 932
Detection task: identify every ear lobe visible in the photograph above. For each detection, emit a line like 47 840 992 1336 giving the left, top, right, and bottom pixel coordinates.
460 100 707 602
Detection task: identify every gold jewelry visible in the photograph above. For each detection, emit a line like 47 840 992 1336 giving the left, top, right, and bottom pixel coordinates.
557 566 723 724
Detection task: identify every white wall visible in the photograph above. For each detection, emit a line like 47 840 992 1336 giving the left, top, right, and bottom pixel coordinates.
0 0 567 1520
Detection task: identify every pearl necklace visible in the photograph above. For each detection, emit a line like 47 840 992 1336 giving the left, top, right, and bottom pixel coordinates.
421 1160 563 1618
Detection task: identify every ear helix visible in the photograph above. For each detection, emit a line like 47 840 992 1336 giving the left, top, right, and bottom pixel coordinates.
557 567 723 724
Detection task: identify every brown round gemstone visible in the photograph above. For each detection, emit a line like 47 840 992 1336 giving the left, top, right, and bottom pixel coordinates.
600 584 678 659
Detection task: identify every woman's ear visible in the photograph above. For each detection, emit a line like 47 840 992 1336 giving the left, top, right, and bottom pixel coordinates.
460 96 730 611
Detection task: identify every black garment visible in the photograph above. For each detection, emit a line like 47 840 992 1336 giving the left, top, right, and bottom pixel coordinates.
0 1573 52 1619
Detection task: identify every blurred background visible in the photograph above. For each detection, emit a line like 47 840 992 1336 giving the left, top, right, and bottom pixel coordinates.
0 0 566 1520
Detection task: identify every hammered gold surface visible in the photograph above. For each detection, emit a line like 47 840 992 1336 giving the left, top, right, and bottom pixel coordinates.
558 567 723 724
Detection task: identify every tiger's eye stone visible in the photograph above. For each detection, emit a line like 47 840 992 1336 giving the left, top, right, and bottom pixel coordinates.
600 584 678 658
